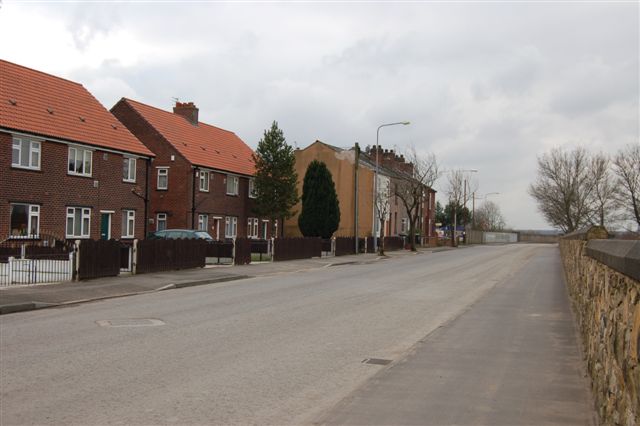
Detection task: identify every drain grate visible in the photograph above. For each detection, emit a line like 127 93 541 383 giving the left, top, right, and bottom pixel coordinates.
362 358 392 366
96 319 165 328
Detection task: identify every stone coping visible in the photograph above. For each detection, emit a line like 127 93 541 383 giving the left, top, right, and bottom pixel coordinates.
585 239 640 281
563 226 609 241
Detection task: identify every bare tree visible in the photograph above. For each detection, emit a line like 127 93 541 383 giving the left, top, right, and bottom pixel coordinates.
589 152 620 227
393 148 439 251
528 147 594 233
375 174 392 255
473 200 506 231
613 144 640 230
445 170 476 245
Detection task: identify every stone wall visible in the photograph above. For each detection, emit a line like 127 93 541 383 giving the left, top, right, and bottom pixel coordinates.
559 230 639 426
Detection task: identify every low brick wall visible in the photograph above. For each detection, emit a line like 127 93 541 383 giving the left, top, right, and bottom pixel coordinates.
559 230 639 426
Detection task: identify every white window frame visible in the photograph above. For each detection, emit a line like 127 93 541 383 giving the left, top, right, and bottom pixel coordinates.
199 170 210 192
401 218 408 234
156 213 167 231
247 217 259 238
9 203 40 238
66 207 91 238
68 146 93 177
157 167 169 190
122 210 135 238
198 214 209 231
12 137 41 170
248 178 257 198
225 216 238 238
226 175 239 196
123 157 136 183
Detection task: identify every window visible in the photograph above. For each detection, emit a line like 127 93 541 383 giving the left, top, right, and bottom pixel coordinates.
157 168 168 190
156 213 167 231
66 207 91 238
12 137 41 170
198 170 210 192
122 210 135 238
225 216 237 238
247 217 259 238
248 178 257 198
198 214 208 231
10 204 40 238
123 157 136 182
68 146 92 176
226 175 239 195
401 218 408 234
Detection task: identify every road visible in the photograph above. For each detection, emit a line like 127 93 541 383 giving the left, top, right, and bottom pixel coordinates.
0 244 594 425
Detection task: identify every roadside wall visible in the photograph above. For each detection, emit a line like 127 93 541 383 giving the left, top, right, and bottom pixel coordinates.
559 229 639 426
518 232 559 244
467 230 518 244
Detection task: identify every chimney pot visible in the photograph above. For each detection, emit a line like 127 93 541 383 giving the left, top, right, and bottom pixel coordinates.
173 101 199 125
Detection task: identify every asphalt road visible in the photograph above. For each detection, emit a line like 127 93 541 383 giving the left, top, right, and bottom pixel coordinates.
0 244 594 425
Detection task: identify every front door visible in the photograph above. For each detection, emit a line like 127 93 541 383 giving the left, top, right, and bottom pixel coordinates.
100 213 111 240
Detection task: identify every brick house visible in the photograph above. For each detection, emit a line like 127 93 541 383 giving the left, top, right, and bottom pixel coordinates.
0 60 154 242
285 141 437 245
111 99 274 240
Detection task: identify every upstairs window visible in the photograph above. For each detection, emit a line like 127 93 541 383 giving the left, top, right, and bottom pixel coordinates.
199 171 210 192
123 157 136 182
12 137 41 170
248 178 257 198
157 168 168 190
10 203 40 238
226 175 239 196
68 146 92 177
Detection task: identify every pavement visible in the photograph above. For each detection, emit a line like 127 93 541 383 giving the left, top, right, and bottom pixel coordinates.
0 246 452 314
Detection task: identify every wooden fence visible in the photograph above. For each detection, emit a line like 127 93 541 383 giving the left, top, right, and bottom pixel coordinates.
136 239 206 274
234 237 252 265
383 236 405 251
273 237 321 261
77 239 121 280
335 237 357 256
206 241 234 264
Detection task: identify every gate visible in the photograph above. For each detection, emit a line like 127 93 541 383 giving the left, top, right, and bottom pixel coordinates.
77 239 121 280
0 234 75 286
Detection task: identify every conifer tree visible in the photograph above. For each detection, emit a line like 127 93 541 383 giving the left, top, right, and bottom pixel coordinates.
298 160 340 238
252 121 299 237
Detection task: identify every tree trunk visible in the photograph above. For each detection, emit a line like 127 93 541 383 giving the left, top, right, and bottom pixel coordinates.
378 217 386 256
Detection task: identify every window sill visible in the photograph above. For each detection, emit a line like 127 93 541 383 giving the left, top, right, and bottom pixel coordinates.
199 189 210 193
123 179 136 184
11 165 41 172
66 236 90 239
121 236 135 239
156 188 168 191
226 193 239 197
67 172 93 178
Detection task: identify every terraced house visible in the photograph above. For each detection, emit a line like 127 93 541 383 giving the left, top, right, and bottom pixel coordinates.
0 60 154 241
112 99 274 240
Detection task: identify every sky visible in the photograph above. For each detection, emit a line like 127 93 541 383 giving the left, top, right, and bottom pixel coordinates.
0 1 638 230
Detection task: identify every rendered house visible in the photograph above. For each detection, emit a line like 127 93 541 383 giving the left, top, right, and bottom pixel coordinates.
112 99 275 240
285 141 437 244
0 60 154 241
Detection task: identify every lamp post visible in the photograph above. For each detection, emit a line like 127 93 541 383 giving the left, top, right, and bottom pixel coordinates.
374 121 410 253
472 192 500 229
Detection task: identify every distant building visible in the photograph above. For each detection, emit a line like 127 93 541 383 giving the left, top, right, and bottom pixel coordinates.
0 60 154 241
112 99 275 239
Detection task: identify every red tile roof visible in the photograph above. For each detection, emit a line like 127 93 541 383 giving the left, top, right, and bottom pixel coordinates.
0 60 153 157
119 98 255 176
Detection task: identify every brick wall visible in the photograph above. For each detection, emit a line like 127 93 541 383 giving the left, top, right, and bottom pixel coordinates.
1 131 148 240
112 100 274 239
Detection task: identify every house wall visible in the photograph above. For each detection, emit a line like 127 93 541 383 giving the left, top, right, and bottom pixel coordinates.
285 142 374 238
112 100 274 239
0 131 148 240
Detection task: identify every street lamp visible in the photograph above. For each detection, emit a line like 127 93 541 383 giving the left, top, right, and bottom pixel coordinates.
472 192 500 229
374 121 410 253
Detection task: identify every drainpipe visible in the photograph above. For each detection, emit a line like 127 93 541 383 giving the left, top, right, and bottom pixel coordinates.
191 167 197 229
354 143 360 253
143 158 150 237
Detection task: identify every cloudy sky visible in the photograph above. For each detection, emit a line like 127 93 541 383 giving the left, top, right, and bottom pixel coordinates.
1 1 638 229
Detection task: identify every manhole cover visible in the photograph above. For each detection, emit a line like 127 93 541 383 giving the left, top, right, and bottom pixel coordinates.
362 358 392 366
96 319 165 328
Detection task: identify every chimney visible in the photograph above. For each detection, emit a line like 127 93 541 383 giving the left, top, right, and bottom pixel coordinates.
173 101 199 125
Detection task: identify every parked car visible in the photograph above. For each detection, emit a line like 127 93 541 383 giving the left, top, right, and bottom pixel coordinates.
148 229 214 241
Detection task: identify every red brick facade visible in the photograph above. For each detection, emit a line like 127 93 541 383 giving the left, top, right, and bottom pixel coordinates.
111 100 276 240
1 131 149 241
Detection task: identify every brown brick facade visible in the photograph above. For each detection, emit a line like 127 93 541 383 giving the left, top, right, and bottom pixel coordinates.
1 131 149 241
111 101 275 239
